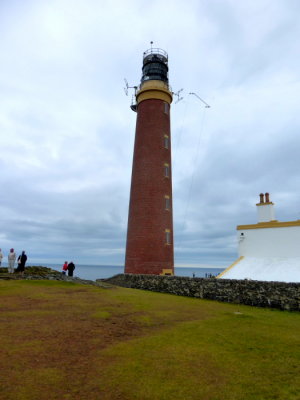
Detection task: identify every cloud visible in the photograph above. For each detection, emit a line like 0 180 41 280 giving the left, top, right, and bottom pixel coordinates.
0 0 299 267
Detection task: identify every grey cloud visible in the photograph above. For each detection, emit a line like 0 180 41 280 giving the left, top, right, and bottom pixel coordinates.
0 0 299 267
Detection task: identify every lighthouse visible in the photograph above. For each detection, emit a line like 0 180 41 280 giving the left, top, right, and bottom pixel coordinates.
125 46 174 275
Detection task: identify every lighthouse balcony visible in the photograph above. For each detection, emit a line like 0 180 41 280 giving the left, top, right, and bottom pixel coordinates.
143 48 168 63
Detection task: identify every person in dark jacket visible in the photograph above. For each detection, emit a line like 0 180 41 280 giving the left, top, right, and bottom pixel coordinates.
16 251 27 275
67 261 75 277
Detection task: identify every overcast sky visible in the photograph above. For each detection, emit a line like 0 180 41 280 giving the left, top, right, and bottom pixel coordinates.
1 0 299 267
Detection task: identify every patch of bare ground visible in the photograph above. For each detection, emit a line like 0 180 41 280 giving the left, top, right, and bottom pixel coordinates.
2 281 209 400
0 283 151 400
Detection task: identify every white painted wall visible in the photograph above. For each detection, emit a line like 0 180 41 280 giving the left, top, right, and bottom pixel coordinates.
238 226 300 257
257 203 275 222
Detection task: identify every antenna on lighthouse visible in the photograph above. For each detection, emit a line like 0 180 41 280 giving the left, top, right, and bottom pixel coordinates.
123 78 129 96
173 88 184 104
189 92 211 108
124 78 138 96
124 78 138 111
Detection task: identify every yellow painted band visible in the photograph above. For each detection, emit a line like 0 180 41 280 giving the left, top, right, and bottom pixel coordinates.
216 256 244 279
160 269 174 276
136 80 173 105
256 202 274 206
237 220 300 230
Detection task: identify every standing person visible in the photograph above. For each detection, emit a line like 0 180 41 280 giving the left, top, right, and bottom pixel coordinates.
16 251 27 276
67 261 75 277
62 261 68 276
8 248 16 273
0 249 3 267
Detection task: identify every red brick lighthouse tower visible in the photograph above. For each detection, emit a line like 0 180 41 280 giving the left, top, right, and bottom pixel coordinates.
125 47 174 275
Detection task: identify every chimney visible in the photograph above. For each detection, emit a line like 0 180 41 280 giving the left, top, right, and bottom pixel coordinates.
256 193 275 222
259 193 264 204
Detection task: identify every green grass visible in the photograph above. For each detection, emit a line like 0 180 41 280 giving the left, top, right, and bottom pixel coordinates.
96 291 300 400
92 310 111 319
0 280 299 400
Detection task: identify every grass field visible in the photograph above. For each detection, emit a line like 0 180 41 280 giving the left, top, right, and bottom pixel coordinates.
0 279 299 400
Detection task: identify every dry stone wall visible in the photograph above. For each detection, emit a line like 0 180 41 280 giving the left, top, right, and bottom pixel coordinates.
104 274 300 311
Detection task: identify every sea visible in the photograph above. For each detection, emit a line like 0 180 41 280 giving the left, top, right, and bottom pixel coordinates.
22 263 226 281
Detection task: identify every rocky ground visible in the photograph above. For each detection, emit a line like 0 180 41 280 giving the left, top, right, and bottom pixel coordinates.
0 266 112 288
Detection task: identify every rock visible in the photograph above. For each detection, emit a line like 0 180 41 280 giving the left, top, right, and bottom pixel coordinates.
0 266 113 289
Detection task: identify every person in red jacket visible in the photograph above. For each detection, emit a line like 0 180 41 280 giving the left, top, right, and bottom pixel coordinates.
62 261 68 275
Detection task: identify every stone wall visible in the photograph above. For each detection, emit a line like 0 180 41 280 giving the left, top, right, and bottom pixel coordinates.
104 274 300 311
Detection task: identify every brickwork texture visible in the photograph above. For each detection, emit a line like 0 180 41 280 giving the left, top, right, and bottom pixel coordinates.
125 98 174 275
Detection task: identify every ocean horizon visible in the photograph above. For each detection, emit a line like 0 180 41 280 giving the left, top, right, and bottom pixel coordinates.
16 263 226 281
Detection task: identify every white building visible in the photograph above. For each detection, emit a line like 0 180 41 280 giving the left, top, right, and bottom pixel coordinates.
218 193 300 282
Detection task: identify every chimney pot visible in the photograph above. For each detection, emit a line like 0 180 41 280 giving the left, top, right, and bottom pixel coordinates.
265 192 270 203
259 193 265 203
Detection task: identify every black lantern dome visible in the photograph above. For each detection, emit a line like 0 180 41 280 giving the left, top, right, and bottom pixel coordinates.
141 48 169 84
